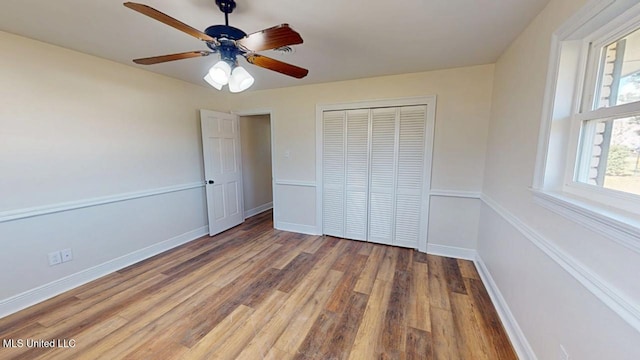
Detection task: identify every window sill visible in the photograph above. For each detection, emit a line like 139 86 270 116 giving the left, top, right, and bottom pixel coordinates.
531 189 640 254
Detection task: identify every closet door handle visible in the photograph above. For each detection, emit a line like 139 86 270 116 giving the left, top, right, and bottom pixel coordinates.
207 180 215 184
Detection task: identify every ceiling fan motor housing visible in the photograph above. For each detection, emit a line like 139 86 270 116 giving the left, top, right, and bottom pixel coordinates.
215 0 236 14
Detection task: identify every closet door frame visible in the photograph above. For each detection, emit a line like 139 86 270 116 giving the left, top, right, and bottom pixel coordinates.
315 96 436 252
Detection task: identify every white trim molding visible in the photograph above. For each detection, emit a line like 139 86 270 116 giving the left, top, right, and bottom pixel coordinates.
275 221 319 235
429 189 482 199
481 193 640 334
274 180 317 187
0 182 205 223
426 244 476 260
244 202 273 219
0 225 209 318
532 190 640 254
475 255 538 360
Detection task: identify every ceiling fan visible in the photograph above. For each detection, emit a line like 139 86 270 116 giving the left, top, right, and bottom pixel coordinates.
123 0 308 92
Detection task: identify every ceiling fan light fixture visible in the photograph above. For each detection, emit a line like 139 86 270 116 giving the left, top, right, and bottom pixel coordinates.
228 66 255 93
203 73 224 90
209 60 231 85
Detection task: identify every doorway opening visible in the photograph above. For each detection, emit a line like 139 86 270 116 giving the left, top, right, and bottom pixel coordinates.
239 114 273 220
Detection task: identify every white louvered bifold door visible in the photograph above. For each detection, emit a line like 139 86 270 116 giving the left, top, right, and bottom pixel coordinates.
322 110 346 237
394 105 428 248
344 109 370 241
321 103 431 249
368 107 398 245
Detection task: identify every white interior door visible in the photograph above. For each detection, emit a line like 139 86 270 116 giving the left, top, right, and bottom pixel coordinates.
201 109 244 236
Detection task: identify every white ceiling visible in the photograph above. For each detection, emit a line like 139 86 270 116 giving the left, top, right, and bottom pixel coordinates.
0 0 551 91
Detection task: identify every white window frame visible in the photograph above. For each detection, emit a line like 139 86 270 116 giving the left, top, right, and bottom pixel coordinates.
533 0 640 253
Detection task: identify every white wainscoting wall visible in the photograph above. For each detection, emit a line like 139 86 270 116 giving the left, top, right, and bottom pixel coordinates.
273 180 318 235
0 184 209 318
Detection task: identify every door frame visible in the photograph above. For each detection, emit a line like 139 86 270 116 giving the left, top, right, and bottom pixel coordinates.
232 108 276 223
315 96 437 252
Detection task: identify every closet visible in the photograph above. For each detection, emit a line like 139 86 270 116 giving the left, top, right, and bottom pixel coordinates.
321 102 433 249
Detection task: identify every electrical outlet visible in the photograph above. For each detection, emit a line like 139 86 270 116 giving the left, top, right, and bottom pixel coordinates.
61 248 73 263
48 251 62 266
560 345 570 360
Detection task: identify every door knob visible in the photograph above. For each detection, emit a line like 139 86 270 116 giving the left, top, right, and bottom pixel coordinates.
207 180 215 184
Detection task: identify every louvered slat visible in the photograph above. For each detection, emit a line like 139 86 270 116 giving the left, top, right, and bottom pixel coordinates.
345 109 370 240
394 105 428 247
322 111 345 237
397 106 427 190
368 107 397 244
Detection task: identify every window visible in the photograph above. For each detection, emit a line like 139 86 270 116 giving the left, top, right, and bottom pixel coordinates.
533 0 640 248
574 25 640 198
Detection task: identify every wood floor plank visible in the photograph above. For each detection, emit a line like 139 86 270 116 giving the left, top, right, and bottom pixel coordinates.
354 245 385 295
449 292 493 360
179 305 255 360
348 277 394 360
325 254 368 313
430 307 461 360
265 346 294 360
426 255 451 310
270 233 313 270
273 269 344 354
395 248 413 272
36 272 169 327
457 259 481 280
442 257 467 295
413 250 429 264
209 242 283 287
95 281 225 359
407 261 431 332
380 270 411 357
332 240 364 272
357 241 374 256
209 290 289 360
405 326 434 360
298 235 325 254
36 316 129 360
319 291 369 360
0 211 517 360
294 310 339 359
376 246 399 282
467 278 518 360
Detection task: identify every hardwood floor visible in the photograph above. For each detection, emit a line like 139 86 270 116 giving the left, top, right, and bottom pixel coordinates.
0 211 517 359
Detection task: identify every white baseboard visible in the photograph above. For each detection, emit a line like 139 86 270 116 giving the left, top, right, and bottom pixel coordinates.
475 255 537 360
0 225 209 318
426 243 477 260
275 221 319 235
244 202 273 219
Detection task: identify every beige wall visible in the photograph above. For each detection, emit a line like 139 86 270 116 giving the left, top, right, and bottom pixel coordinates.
0 31 225 310
227 65 494 243
240 115 273 215
479 0 640 358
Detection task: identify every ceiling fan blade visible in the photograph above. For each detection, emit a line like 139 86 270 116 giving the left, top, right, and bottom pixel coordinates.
245 54 308 79
237 24 303 52
123 2 216 42
133 51 212 65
